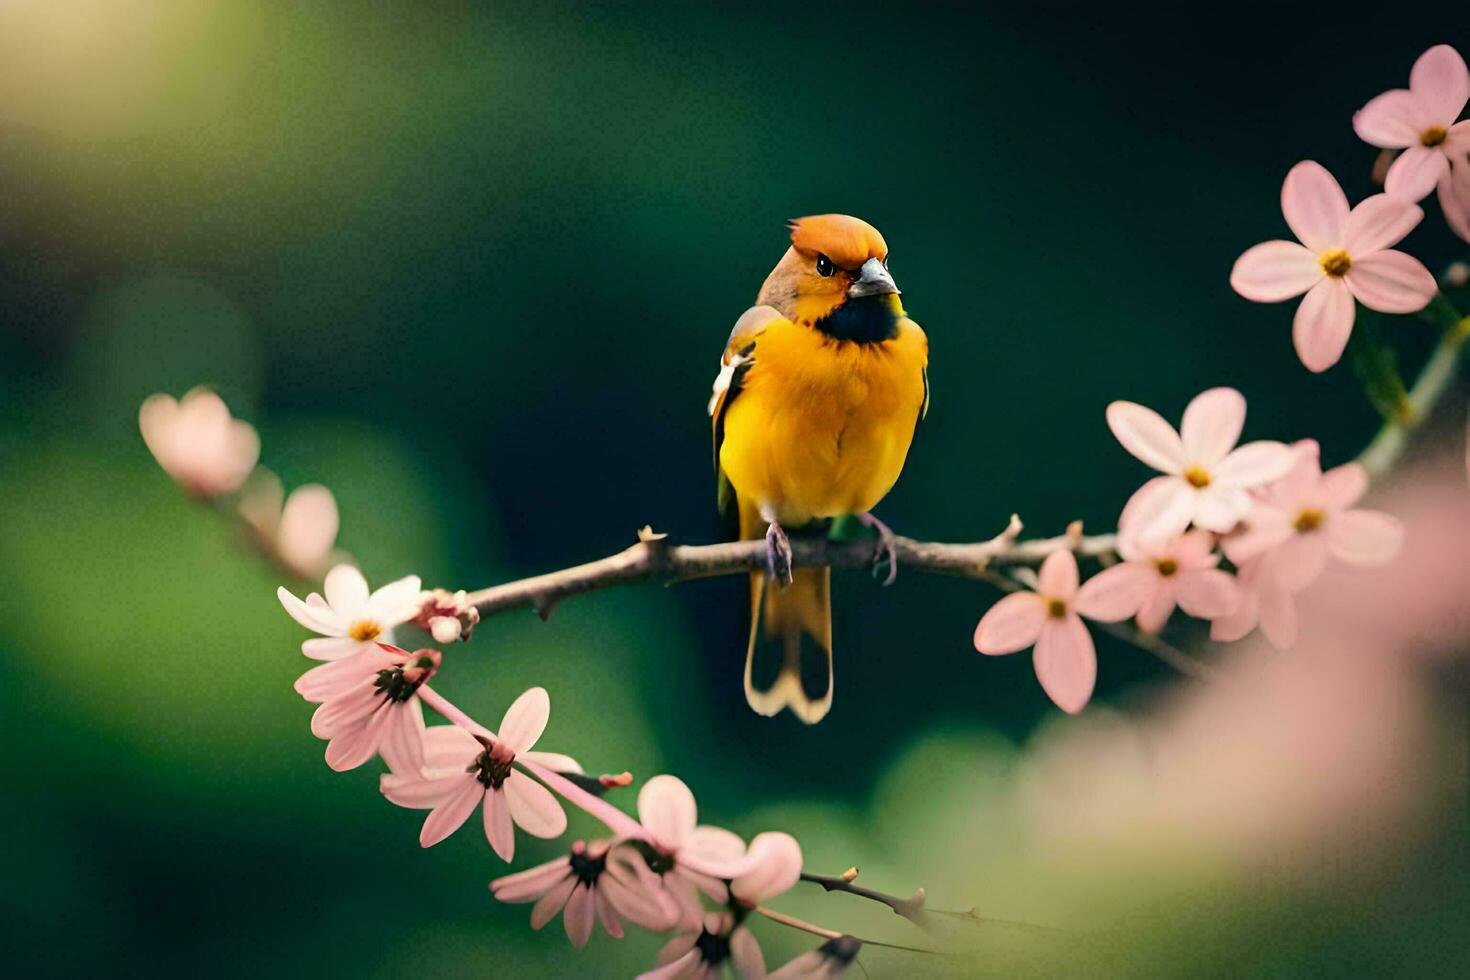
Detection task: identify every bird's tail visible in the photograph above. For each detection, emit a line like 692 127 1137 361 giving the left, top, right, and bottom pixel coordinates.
740 502 833 724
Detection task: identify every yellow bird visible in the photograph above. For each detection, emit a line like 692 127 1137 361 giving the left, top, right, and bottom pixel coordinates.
708 214 929 723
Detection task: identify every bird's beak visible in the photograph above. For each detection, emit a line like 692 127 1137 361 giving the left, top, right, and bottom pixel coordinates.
848 257 900 298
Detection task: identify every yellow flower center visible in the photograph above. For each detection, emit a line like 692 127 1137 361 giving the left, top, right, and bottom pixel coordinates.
1294 508 1325 533
1319 249 1352 278
1184 466 1212 488
1421 126 1447 147
348 619 382 642
1155 558 1179 577
1045 597 1068 619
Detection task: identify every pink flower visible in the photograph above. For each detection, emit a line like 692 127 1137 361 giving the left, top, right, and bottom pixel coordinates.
768 937 863 978
640 910 765 980
1222 442 1404 594
138 387 259 497
490 839 678 947
730 832 803 907
239 469 342 580
1353 44 1470 203
1231 162 1437 372
973 550 1121 713
1208 553 1300 651
636 775 749 928
1071 531 1240 634
296 643 438 772
379 687 579 861
412 588 481 644
1108 388 1297 546
277 564 424 661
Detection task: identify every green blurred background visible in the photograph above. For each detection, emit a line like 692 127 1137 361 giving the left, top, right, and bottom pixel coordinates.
2 3 1468 976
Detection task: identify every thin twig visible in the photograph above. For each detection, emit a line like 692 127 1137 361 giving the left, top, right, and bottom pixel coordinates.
1357 307 1470 479
753 906 936 955
799 871 1064 937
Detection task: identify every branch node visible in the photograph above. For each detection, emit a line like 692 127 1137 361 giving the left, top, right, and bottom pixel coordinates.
637 524 668 543
841 866 859 882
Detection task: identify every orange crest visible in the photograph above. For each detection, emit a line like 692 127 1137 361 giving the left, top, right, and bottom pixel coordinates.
787 214 888 270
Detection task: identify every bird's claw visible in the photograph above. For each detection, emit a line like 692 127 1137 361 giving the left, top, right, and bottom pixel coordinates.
765 521 794 587
858 512 899 586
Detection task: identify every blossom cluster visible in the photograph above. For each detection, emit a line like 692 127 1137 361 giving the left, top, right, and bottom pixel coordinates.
1232 44 1469 372
975 387 1403 713
278 564 836 978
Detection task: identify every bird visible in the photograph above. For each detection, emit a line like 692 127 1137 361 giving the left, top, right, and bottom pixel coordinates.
708 214 929 724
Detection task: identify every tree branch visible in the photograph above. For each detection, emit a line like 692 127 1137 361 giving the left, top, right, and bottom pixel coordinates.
466 518 1116 620
1357 306 1470 479
798 871 1063 937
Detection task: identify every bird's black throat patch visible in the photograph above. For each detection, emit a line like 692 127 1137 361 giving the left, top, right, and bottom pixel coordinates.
812 295 900 344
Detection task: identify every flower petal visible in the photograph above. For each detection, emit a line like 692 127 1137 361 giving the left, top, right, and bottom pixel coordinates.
1106 401 1185 473
1214 441 1297 489
278 586 342 635
530 875 579 930
1037 548 1079 599
1134 584 1177 634
1292 278 1355 372
1180 387 1246 465
1072 562 1153 623
682 826 749 880
323 564 370 617
1353 89 1423 148
1258 585 1299 651
638 775 697 849
1192 487 1249 533
973 592 1046 655
1344 194 1424 252
1318 462 1368 511
1173 568 1240 621
730 926 767 980
484 786 516 861
300 636 361 661
1273 534 1330 592
1282 161 1349 252
276 485 339 578
1383 147 1446 204
1230 240 1323 302
419 777 482 847
498 686 551 753
1409 44 1470 123
594 888 625 939
1438 163 1470 243
491 857 572 904
378 698 426 775
1327 510 1404 565
505 771 567 839
368 574 426 625
1346 250 1437 314
519 750 584 774
563 883 597 949
1117 476 1197 549
731 832 802 906
1033 616 1096 714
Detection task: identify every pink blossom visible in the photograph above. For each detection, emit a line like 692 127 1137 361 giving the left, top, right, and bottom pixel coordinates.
239 469 342 580
277 564 424 661
490 839 678 947
1353 44 1470 203
974 550 1121 713
769 937 863 979
1223 443 1403 587
636 775 749 928
1108 388 1297 546
730 832 803 907
412 588 481 644
1208 553 1301 651
1073 531 1240 634
138 387 259 497
379 687 579 861
295 643 438 772
640 910 765 980
1230 162 1437 372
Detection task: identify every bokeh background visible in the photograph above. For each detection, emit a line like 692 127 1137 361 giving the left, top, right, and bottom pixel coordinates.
3 3 1468 976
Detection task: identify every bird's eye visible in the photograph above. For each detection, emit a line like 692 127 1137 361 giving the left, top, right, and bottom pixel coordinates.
815 254 835 277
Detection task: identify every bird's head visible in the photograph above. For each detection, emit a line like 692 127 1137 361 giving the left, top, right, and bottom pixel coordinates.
757 214 901 330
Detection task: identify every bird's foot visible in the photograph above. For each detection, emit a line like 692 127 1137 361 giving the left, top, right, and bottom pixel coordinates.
765 521 794 587
858 512 899 586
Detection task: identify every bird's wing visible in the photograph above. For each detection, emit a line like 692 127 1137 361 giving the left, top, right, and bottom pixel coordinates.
900 315 930 423
709 304 784 514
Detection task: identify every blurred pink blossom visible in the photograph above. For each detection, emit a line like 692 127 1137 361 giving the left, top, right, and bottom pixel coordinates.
730 831 803 907
1076 530 1240 634
138 387 259 497
1353 44 1470 203
379 687 579 861
490 839 677 946
1209 552 1300 650
636 775 749 928
239 469 342 580
768 937 862 978
1108 387 1296 546
1231 162 1436 372
641 910 764 980
295 643 438 772
277 564 423 661
975 550 1118 713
